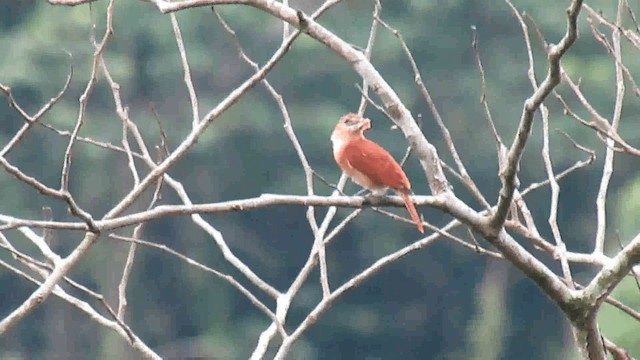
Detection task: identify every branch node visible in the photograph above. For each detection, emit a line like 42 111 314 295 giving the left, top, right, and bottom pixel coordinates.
296 10 308 31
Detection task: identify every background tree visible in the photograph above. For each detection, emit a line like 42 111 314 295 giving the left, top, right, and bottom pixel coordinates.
0 0 638 359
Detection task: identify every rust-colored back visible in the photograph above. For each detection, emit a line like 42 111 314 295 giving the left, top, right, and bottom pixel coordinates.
341 138 411 191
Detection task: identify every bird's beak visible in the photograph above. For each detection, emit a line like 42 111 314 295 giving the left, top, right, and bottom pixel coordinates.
358 118 371 131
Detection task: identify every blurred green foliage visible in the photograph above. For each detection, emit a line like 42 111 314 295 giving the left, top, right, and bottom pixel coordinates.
0 0 639 359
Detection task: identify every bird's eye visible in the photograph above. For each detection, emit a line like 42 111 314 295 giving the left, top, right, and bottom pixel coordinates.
343 117 358 126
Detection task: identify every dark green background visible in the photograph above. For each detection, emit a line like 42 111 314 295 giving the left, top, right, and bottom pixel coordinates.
0 0 638 359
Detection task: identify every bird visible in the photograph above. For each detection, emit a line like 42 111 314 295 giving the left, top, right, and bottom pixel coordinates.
331 113 424 233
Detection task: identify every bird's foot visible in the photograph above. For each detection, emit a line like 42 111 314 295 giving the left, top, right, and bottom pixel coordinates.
359 190 390 206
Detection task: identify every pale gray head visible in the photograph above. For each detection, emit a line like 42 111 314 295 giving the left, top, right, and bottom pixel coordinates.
330 113 371 147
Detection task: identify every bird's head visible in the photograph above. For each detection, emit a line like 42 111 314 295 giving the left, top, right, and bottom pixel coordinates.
331 113 371 143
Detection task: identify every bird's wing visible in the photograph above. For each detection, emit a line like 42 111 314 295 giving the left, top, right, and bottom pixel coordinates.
342 138 411 191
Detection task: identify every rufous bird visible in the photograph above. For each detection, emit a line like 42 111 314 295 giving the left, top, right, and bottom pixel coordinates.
331 113 424 233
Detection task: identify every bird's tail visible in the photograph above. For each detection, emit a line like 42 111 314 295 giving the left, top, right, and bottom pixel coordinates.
399 191 424 233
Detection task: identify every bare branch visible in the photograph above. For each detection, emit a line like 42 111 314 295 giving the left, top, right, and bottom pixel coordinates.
274 230 441 359
520 130 596 197
356 0 381 115
212 1 339 304
96 194 437 230
102 5 304 222
603 337 632 360
60 0 114 193
592 0 625 256
0 0 118 334
109 234 287 337
376 16 484 204
0 231 100 335
582 233 640 314
471 26 501 148
541 106 573 286
603 293 640 323
170 12 200 129
0 55 73 157
146 0 450 195
491 0 583 228
0 258 160 359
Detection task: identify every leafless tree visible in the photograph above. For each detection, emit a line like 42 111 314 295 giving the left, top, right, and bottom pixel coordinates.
0 0 638 359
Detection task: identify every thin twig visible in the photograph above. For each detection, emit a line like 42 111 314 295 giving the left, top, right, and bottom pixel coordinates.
109 234 287 337
170 12 200 129
491 0 582 228
375 15 488 208
0 0 117 335
541 107 573 286
0 54 73 157
593 0 625 255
